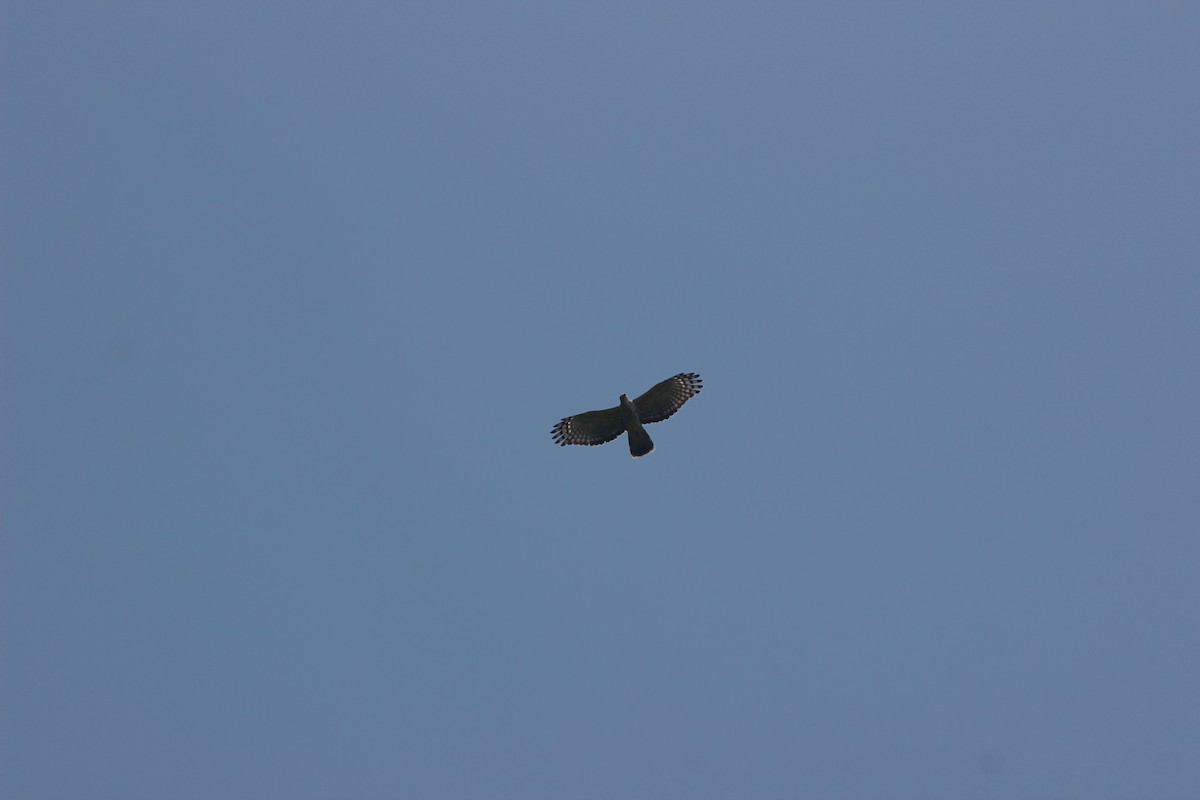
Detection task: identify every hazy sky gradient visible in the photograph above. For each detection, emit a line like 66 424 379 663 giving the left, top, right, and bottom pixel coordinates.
4 3 1198 798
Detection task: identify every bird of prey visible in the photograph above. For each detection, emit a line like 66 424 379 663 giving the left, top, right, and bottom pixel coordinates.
551 373 702 458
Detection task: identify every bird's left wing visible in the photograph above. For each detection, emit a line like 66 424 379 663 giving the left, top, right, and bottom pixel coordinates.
551 406 626 447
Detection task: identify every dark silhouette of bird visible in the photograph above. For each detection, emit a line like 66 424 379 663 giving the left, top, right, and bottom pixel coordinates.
551 373 702 458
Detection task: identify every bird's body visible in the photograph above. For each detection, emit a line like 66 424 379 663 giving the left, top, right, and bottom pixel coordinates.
618 393 654 457
551 373 702 458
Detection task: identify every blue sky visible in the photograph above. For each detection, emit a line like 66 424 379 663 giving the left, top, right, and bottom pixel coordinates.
4 3 1198 798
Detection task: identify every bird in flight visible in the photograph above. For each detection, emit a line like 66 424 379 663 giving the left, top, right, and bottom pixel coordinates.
551 372 702 458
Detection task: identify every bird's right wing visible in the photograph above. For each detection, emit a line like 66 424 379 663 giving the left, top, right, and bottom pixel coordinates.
551 406 626 447
632 372 702 424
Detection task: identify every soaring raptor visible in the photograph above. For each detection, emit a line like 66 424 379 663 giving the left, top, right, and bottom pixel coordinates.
551 373 702 458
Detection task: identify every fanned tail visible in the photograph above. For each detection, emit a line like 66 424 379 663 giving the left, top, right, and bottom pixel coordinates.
628 427 654 458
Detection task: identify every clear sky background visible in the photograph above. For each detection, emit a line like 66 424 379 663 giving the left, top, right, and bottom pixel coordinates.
3 3 1198 798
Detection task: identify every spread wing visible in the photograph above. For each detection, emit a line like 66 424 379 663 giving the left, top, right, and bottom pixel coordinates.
551 406 626 447
632 372 702 425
